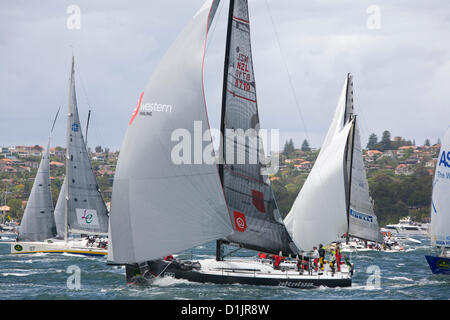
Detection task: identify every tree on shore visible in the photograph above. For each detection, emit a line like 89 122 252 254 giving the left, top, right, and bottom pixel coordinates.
301 139 311 152
367 133 378 149
283 139 295 156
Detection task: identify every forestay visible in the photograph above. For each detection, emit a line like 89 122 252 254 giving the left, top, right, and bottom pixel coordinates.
108 0 233 264
219 0 298 256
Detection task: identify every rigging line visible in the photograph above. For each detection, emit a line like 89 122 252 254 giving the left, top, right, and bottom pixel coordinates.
263 0 311 144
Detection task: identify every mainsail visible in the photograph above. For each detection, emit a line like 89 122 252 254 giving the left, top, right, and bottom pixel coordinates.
430 126 450 248
219 0 298 256
18 144 56 241
65 57 109 237
341 75 382 243
18 109 60 241
108 0 233 265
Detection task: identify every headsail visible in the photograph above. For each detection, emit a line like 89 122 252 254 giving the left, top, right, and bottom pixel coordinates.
284 121 354 251
219 0 298 256
53 176 66 239
18 145 56 241
430 126 450 248
65 57 109 237
108 0 233 265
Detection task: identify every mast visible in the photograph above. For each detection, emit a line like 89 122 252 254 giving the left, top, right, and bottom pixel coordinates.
216 0 235 262
85 109 91 146
345 116 357 244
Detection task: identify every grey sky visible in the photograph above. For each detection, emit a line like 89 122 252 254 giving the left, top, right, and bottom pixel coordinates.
1 0 449 152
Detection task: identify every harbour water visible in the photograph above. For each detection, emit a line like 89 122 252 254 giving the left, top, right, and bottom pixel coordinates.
0 235 448 300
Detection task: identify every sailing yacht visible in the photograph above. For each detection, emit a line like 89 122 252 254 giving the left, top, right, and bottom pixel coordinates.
10 57 109 256
284 74 382 255
425 126 450 274
107 0 352 288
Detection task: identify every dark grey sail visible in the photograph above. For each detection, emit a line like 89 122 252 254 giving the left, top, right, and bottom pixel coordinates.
65 57 109 236
18 145 56 241
219 0 298 256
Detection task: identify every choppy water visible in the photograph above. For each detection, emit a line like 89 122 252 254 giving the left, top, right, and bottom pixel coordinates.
0 235 448 300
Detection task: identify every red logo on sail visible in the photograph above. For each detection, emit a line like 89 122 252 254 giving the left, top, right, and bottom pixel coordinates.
129 91 144 125
251 190 266 213
233 211 247 232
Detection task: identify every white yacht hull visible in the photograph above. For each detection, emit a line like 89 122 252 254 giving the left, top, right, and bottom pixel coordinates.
7 238 107 256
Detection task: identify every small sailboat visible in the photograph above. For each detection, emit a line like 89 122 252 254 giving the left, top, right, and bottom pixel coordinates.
425 126 450 274
10 57 109 256
284 74 382 254
107 0 352 288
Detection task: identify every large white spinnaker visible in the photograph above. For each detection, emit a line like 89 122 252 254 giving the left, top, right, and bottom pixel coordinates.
430 126 450 248
108 0 233 265
284 121 354 251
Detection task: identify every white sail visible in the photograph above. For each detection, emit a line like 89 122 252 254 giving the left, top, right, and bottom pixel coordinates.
284 121 353 251
18 144 56 241
108 0 233 264
430 126 450 247
348 123 383 243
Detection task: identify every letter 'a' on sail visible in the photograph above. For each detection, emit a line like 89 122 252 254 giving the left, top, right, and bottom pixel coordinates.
430 126 450 247
66 58 109 236
219 0 298 256
108 0 233 265
284 121 354 251
18 145 56 241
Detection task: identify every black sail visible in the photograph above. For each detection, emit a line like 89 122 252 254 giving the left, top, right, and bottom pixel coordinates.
219 0 298 256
